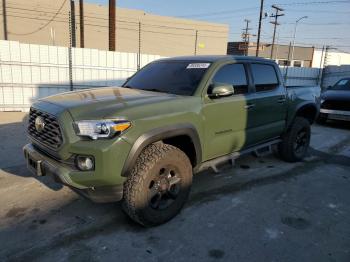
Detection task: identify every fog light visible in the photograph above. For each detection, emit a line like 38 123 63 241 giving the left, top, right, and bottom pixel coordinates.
76 156 94 171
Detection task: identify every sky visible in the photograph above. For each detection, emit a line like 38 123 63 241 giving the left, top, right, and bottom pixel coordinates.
86 0 350 52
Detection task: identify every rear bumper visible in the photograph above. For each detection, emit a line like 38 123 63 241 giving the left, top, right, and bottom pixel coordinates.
23 143 124 202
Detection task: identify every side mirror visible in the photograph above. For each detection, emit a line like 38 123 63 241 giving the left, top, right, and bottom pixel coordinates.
327 85 332 89
208 83 234 98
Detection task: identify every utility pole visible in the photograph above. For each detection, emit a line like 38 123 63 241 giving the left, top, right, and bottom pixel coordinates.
269 5 284 59
68 10 74 91
70 0 76 47
137 22 141 70
320 45 330 90
194 30 198 55
256 0 264 56
79 0 84 48
2 0 8 40
109 0 116 51
317 45 325 85
242 19 251 56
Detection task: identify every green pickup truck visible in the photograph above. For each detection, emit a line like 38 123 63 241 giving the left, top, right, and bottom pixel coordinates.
24 56 320 226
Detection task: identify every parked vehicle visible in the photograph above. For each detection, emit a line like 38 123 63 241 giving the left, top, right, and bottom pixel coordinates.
318 78 350 123
23 56 321 226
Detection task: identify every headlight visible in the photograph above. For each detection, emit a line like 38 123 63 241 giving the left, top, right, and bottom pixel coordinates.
73 119 131 140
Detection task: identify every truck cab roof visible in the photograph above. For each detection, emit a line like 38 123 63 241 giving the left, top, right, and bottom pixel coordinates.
158 55 274 64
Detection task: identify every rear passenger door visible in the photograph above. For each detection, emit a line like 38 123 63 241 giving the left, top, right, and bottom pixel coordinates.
248 63 287 144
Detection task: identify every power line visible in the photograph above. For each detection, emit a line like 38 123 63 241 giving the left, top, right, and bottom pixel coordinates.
284 8 350 13
4 6 229 34
5 3 229 29
278 0 350 6
4 12 230 38
8 0 67 36
282 21 349 25
176 7 258 18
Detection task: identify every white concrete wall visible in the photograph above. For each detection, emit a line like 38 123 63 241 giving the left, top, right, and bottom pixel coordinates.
1 40 330 112
280 67 321 86
0 40 164 111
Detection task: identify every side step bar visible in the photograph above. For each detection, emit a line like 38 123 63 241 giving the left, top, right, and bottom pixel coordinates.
195 139 281 174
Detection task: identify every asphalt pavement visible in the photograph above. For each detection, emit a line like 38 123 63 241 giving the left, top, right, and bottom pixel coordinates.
0 112 349 262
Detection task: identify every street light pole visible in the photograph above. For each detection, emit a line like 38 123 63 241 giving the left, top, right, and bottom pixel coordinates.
290 16 308 66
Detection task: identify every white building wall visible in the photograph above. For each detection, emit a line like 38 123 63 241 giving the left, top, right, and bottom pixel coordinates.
312 49 350 68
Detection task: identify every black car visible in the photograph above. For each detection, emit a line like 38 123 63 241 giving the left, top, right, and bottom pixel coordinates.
318 78 350 123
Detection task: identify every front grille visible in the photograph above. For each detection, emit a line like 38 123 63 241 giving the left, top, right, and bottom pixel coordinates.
28 108 63 149
321 100 350 111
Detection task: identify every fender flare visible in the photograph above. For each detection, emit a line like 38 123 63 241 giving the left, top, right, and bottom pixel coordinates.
288 101 318 127
121 124 202 177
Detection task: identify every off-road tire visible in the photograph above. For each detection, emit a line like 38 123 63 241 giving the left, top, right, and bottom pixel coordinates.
122 142 192 227
278 117 311 162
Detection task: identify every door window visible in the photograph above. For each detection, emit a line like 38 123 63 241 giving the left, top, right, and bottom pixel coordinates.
251 64 279 92
211 64 248 95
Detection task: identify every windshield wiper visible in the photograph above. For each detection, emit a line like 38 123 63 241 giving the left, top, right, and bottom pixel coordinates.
123 85 134 89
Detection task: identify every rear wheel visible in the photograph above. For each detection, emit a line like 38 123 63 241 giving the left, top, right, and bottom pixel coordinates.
122 142 192 227
278 117 311 162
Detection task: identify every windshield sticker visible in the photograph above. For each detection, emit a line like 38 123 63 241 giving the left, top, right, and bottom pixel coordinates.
186 63 211 69
337 79 349 85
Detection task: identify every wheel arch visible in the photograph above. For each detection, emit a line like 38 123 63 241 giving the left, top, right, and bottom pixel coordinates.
121 124 202 177
291 102 318 125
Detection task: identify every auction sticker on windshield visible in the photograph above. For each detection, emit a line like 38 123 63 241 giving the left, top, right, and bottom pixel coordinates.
186 63 211 69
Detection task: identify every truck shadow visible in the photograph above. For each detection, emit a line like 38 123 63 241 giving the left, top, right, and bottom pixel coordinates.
3 145 350 261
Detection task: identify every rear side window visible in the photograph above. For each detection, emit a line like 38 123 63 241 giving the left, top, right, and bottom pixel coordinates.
211 64 248 94
251 64 279 92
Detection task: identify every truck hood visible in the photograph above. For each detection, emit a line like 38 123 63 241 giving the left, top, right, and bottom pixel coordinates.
40 87 181 120
322 90 350 101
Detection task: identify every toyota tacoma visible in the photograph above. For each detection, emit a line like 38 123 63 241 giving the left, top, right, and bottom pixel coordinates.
24 56 320 226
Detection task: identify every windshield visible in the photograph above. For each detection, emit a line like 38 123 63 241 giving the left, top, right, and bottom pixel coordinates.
329 79 350 91
123 61 211 96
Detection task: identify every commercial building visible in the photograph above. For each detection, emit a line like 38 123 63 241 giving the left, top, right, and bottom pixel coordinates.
0 0 229 56
227 42 315 67
228 42 350 68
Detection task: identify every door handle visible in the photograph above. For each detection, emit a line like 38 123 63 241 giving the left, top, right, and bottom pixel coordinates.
277 97 287 103
244 103 255 110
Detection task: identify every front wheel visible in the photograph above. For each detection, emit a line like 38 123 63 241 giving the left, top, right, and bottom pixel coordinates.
278 117 311 162
122 142 192 227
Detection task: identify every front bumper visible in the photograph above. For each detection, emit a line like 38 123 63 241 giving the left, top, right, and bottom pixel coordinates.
320 108 350 121
23 143 127 203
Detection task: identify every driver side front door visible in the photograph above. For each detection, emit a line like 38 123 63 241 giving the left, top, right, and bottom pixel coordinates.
202 63 255 161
